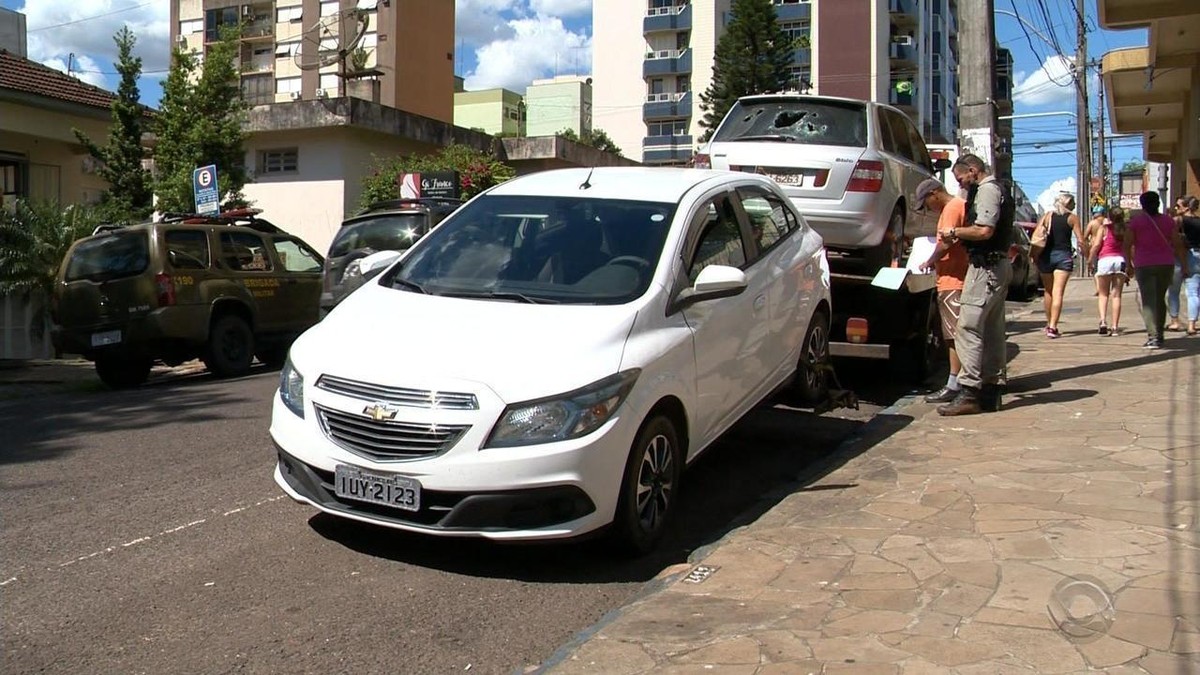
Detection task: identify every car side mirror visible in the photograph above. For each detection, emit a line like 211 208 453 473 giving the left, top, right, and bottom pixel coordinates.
672 265 748 312
358 249 403 279
932 158 952 171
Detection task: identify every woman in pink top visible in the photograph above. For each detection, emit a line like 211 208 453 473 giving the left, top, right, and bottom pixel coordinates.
1124 192 1191 348
1088 207 1128 335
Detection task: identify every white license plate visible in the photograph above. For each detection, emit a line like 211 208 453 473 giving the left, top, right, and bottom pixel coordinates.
334 465 421 512
769 173 805 186
90 330 122 347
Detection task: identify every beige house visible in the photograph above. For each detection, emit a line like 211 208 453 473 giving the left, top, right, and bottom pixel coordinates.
453 88 525 137
0 49 116 208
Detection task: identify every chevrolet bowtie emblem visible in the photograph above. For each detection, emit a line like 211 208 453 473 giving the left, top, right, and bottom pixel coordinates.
363 402 399 421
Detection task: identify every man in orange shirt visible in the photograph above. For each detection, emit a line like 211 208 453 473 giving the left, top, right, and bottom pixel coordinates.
914 178 969 403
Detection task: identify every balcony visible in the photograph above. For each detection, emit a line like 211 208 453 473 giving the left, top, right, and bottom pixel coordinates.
775 2 811 22
643 134 694 164
240 59 274 76
644 3 691 33
241 20 273 40
643 92 692 120
889 40 916 65
888 89 916 113
889 0 918 27
643 49 692 77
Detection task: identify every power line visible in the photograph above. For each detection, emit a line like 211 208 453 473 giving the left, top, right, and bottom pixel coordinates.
27 2 157 32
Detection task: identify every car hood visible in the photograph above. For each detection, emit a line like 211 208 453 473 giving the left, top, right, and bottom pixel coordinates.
291 282 639 404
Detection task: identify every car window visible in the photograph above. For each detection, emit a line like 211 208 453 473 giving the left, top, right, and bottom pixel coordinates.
387 195 676 305
882 109 915 162
687 198 746 282
272 238 323 272
712 98 867 147
165 230 210 270
903 116 933 169
219 232 273 272
738 189 795 257
64 231 150 282
329 213 428 258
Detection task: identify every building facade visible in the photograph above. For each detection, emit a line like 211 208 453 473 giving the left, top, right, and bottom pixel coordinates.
0 6 26 57
525 76 593 138
593 0 961 165
453 88 525 136
168 0 455 123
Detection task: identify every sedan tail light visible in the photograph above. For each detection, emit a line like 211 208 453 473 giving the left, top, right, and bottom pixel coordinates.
846 160 884 192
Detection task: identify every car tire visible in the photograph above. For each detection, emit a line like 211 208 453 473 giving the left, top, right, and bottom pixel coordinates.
609 414 682 556
204 315 255 378
95 355 151 389
255 345 289 370
791 309 831 407
863 206 905 272
908 293 945 384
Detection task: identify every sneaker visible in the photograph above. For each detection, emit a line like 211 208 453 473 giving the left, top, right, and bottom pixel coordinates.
924 386 960 403
1047 327 1061 339
1098 323 1109 336
1109 327 1122 337
1143 338 1162 349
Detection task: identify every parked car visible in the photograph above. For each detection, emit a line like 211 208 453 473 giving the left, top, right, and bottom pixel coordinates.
1008 222 1040 300
694 94 950 271
52 209 324 388
271 167 832 553
320 198 463 316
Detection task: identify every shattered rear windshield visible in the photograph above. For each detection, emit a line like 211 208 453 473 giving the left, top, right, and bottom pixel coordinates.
712 99 868 147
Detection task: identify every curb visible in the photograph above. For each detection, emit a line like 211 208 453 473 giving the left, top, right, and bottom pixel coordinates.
527 392 925 675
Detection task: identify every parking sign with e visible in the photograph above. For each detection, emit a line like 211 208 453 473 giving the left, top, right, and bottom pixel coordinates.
193 165 220 215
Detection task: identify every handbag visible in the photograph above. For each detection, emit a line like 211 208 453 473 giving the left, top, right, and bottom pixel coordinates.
1029 218 1048 259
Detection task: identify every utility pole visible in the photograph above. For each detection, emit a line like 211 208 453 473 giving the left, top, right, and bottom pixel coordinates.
957 0 996 169
1075 0 1092 217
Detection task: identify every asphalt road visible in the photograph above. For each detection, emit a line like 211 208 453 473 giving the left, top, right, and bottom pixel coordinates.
0 361 913 675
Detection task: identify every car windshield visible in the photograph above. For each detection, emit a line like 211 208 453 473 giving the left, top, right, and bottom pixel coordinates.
383 195 676 305
329 214 428 258
64 231 150 282
713 98 868 147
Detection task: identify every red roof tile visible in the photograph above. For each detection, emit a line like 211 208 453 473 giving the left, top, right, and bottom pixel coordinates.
0 48 118 111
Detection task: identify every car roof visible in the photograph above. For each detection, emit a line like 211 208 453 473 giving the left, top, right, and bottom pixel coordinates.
735 93 874 107
485 167 768 203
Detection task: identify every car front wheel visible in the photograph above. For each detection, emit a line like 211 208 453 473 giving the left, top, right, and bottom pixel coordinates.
204 315 255 378
792 309 831 407
610 415 682 555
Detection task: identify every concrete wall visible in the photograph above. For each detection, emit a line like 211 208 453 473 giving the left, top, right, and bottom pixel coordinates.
526 77 591 137
593 0 647 162
0 292 52 360
0 6 27 56
453 89 522 136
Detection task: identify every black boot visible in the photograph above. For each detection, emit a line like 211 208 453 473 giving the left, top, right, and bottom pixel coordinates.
924 386 960 403
937 387 983 416
979 384 1003 412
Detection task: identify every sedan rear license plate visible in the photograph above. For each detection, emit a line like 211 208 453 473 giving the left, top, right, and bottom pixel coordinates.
768 173 805 186
334 465 421 512
90 330 122 347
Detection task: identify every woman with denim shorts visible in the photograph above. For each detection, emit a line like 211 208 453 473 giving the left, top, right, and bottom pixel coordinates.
1034 193 1084 338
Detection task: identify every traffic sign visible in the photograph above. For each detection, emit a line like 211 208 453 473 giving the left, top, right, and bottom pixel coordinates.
193 165 220 216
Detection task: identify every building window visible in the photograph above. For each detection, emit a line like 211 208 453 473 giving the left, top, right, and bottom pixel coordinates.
242 74 274 105
787 66 812 92
275 76 301 94
179 18 203 35
319 73 339 94
931 53 942 70
276 4 303 23
647 120 688 137
320 1 340 17
360 32 378 49
779 21 810 45
204 6 239 42
259 149 299 175
275 40 301 58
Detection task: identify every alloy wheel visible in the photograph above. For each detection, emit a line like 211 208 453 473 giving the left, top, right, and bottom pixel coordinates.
635 434 675 533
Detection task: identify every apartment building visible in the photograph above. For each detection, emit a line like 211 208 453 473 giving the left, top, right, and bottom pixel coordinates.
525 76 593 138
593 0 961 165
168 0 454 124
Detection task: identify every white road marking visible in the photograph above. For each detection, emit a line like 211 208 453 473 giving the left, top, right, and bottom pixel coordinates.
0 577 17 586
51 495 289 572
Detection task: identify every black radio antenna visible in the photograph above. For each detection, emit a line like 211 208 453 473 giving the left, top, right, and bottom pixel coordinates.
579 166 595 190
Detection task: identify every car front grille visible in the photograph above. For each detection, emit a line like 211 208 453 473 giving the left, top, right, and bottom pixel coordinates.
315 374 479 410
314 404 470 461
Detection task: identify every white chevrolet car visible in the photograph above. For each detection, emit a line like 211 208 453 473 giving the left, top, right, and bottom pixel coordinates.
696 94 948 270
271 167 831 553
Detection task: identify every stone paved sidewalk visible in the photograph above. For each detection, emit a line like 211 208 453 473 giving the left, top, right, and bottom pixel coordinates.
545 278 1200 674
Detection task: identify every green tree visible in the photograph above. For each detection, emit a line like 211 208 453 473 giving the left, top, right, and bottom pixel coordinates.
0 201 98 334
152 30 249 214
1120 160 1146 175
698 0 794 141
556 127 623 156
359 144 516 208
73 27 152 224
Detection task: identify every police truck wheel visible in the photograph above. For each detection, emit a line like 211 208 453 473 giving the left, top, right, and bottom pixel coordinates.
95 355 151 389
610 415 682 556
204 315 255 378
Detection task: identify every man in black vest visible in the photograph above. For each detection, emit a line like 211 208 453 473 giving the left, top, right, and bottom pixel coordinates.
935 154 1014 415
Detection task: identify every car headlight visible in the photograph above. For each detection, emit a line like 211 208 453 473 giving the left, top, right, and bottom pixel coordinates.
486 369 641 448
279 358 304 418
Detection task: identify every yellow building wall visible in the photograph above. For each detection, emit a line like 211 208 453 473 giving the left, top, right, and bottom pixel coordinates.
0 101 113 205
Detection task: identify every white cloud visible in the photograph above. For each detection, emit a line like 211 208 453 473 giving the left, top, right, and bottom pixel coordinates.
456 0 521 48
1012 54 1098 109
18 0 170 92
463 15 590 92
40 54 107 88
529 0 591 18
1036 176 1077 214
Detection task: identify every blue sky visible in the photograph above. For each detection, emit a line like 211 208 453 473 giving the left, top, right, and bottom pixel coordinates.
4 0 1148 209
